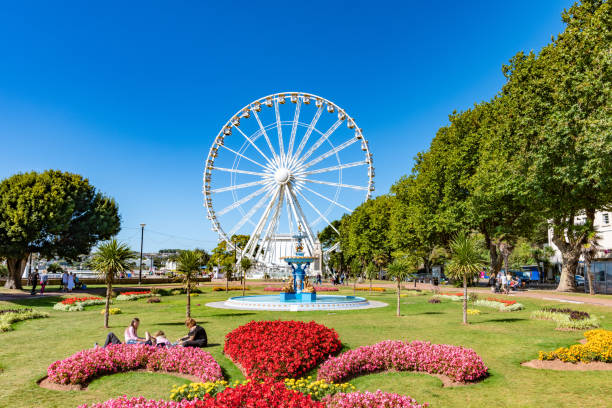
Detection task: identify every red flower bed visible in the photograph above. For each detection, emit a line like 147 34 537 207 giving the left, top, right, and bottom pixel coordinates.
441 293 463 297
79 382 323 408
119 291 151 296
60 296 103 305
486 297 516 306
224 320 342 380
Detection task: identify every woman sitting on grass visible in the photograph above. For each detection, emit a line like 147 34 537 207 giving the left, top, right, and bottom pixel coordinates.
177 318 207 348
124 317 152 345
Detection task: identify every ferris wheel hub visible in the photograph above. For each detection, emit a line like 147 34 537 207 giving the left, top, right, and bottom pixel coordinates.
274 168 291 184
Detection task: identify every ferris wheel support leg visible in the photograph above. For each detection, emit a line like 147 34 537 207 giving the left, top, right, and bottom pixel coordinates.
244 187 281 257
253 186 284 260
287 185 318 256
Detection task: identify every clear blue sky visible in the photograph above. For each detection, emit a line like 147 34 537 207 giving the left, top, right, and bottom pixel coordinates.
0 1 572 252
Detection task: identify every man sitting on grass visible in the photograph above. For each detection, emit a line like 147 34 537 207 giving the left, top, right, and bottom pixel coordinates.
177 317 208 348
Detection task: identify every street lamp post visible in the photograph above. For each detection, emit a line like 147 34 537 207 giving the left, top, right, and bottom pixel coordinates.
139 224 146 285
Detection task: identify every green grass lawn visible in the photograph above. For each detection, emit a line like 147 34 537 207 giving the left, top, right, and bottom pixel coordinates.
0 286 610 408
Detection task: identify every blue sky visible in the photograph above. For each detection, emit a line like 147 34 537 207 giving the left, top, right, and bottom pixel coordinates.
0 1 572 252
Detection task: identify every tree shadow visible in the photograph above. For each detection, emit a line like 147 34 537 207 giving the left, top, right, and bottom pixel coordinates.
9 296 62 308
157 321 209 326
210 312 256 317
477 318 527 324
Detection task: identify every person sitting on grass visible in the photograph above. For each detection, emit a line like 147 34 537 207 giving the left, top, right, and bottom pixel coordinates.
124 317 152 345
177 318 207 348
154 330 171 347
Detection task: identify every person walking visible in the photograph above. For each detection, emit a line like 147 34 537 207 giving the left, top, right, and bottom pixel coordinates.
500 272 508 295
39 271 48 295
67 272 75 293
30 269 39 295
61 270 69 292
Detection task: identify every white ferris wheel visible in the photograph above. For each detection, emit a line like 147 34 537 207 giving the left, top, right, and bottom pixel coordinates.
203 92 374 269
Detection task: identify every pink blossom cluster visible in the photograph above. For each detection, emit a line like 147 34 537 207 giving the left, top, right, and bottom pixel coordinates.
78 396 199 408
317 340 487 383
47 344 223 385
323 390 428 408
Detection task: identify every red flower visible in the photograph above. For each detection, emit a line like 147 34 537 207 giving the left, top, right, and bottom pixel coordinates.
224 320 342 380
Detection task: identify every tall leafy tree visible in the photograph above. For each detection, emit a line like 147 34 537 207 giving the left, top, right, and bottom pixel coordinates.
501 0 612 291
176 250 205 318
446 233 486 325
581 229 602 295
0 171 120 289
90 239 133 328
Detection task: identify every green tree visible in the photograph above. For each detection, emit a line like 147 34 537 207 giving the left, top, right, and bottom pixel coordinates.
90 239 133 328
386 256 418 317
365 262 378 293
0 171 120 289
176 250 204 318
240 257 253 296
46 263 64 274
446 233 487 325
501 0 612 291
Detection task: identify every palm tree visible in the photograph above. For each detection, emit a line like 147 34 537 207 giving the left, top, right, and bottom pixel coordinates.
90 239 133 328
240 257 252 296
581 230 601 295
176 250 203 318
386 256 418 317
446 232 486 325
365 262 378 293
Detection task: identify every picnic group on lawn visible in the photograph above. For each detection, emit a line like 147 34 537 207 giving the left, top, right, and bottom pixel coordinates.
102 317 208 348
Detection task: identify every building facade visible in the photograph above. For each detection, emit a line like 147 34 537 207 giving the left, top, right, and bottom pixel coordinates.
548 210 612 294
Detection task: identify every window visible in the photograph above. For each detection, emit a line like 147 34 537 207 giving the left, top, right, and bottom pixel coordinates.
603 213 610 225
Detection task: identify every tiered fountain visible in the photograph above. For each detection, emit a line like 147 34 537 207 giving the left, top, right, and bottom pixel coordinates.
207 226 385 312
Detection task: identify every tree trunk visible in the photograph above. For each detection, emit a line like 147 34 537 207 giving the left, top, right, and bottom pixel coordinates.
487 238 502 281
186 276 191 318
369 278 372 294
586 261 595 295
396 280 401 317
104 281 112 328
4 256 28 289
462 276 468 325
242 267 246 297
226 270 229 293
556 246 580 292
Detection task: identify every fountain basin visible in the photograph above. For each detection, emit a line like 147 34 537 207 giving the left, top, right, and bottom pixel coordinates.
206 294 387 311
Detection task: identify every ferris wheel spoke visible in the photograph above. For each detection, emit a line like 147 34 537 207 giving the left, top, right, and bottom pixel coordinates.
254 186 284 259
298 160 368 176
285 188 313 254
220 145 269 170
229 187 277 237
297 119 343 165
294 188 339 234
299 184 353 213
287 99 301 160
292 105 324 164
299 178 369 191
274 99 284 160
213 167 269 177
286 185 318 254
216 185 270 216
244 187 281 256
252 108 279 162
211 179 269 194
233 125 275 166
299 138 359 170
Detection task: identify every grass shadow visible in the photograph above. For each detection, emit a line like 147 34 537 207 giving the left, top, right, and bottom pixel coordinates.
210 312 256 317
477 317 527 324
8 296 62 308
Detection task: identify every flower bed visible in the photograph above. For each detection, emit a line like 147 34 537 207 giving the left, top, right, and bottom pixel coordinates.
539 329 612 363
428 298 441 304
323 390 428 408
467 309 481 315
53 296 105 312
170 377 355 402
116 291 153 301
531 308 599 330
212 286 248 291
99 308 121 315
354 287 385 292
224 320 342 380
148 297 161 303
264 286 339 292
0 308 49 332
474 299 523 312
317 340 488 383
432 294 462 301
47 344 223 385
486 297 516 306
